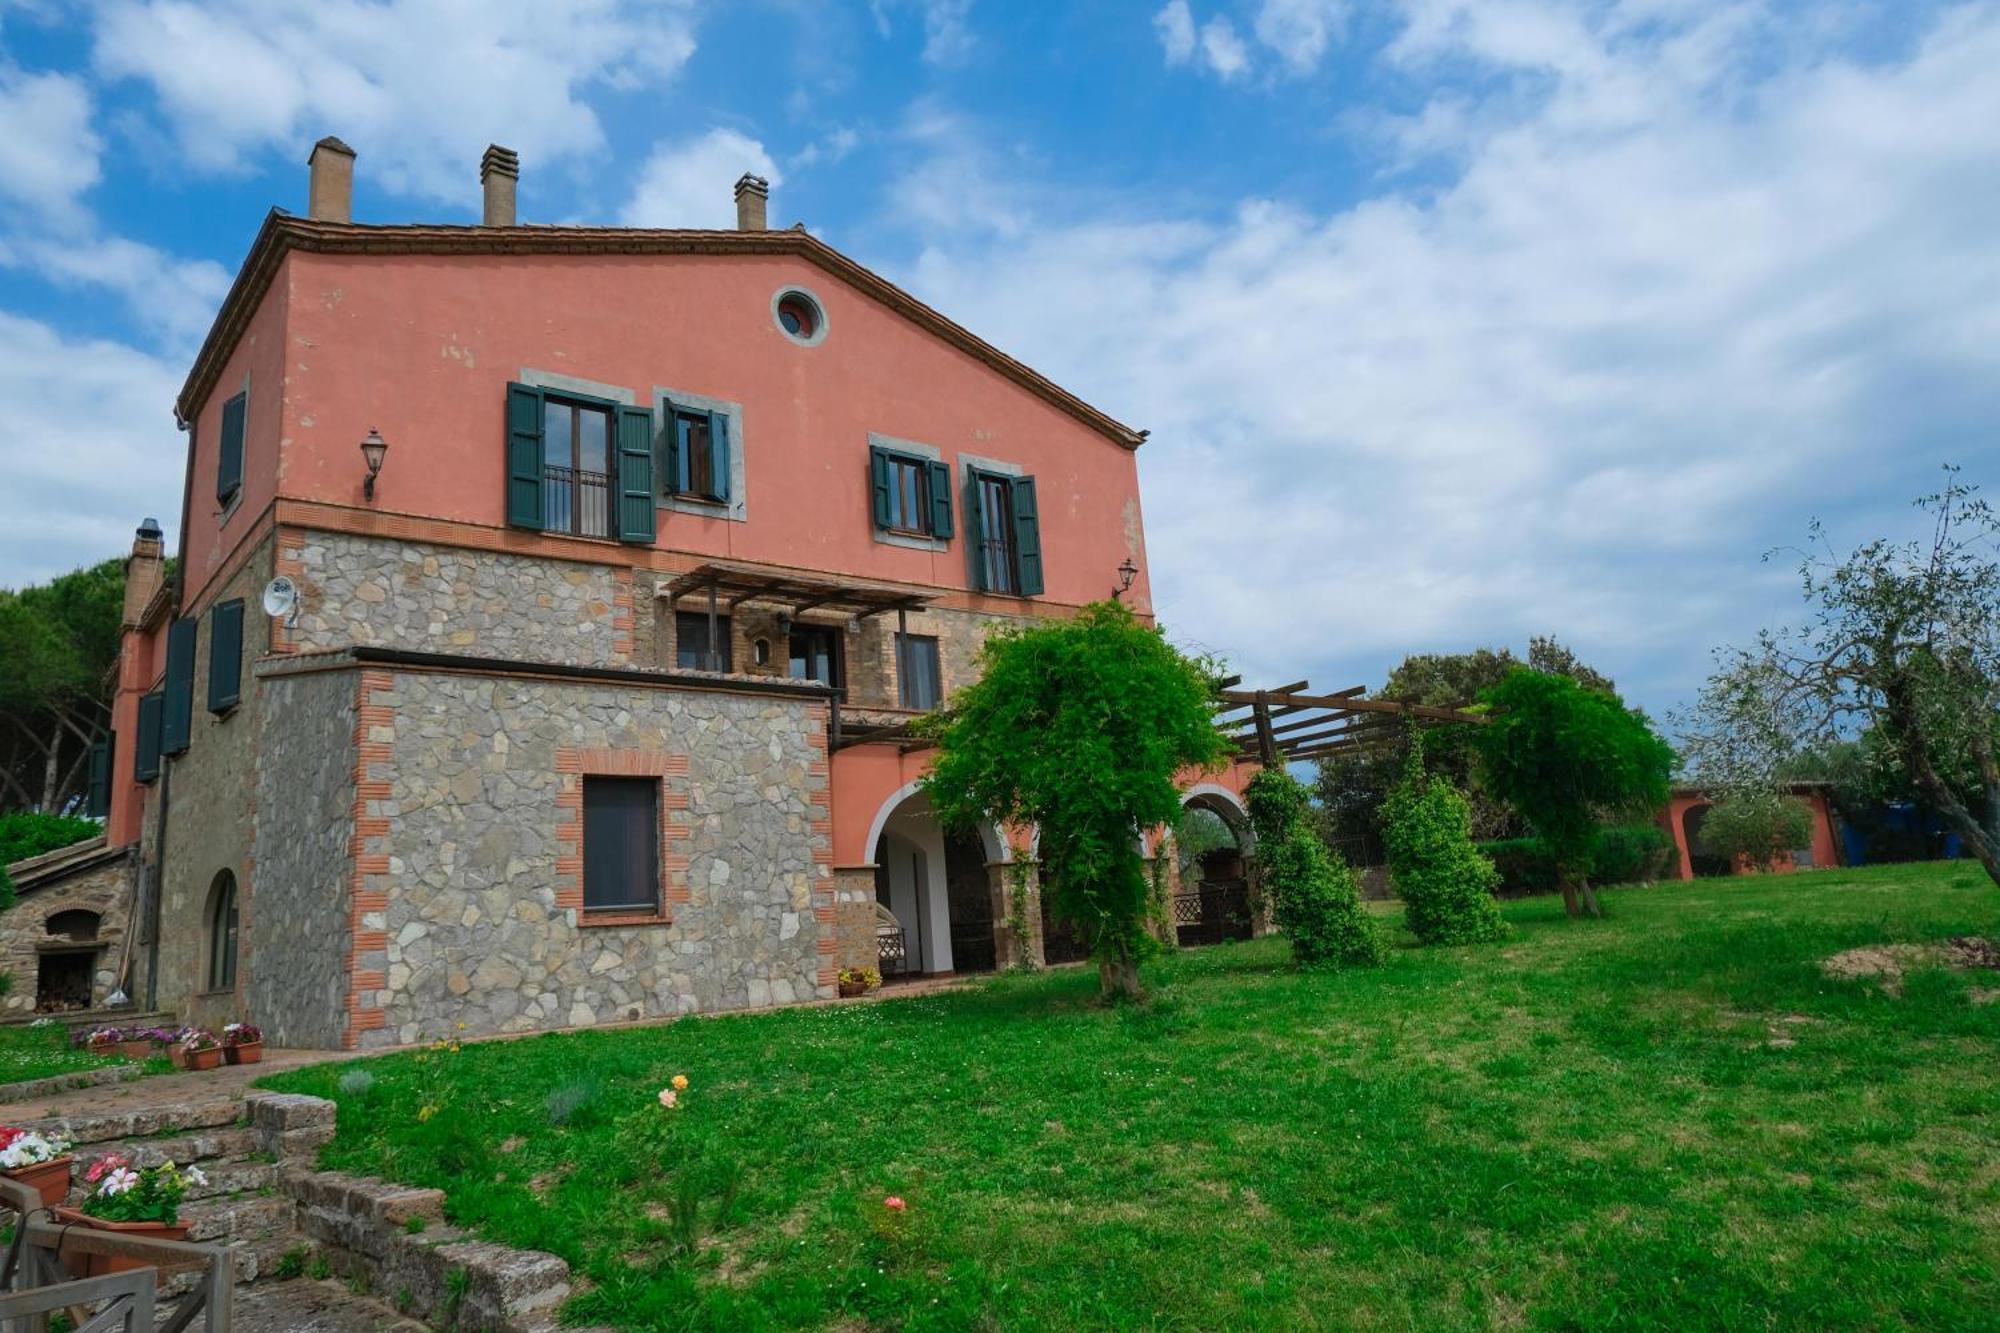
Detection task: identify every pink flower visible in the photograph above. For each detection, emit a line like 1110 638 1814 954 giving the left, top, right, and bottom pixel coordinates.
883 1195 906 1212
657 1088 679 1109
85 1154 128 1184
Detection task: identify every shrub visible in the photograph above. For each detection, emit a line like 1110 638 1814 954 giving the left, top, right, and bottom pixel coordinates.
0 810 101 909
1246 768 1384 966
1697 792 1815 871
1481 825 1676 896
1480 838 1558 896
1382 759 1507 946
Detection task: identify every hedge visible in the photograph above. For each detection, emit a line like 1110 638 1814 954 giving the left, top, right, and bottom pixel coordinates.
1478 823 1676 898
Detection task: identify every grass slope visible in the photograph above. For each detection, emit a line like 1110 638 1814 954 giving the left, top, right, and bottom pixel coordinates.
0 1021 123 1088
263 863 2000 1330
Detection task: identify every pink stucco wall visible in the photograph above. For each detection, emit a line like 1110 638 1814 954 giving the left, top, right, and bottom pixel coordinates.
1660 788 1841 879
181 278 290 603
175 249 1149 616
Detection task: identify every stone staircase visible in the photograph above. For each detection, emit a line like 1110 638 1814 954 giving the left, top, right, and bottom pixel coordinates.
38 1092 333 1288
25 1091 587 1330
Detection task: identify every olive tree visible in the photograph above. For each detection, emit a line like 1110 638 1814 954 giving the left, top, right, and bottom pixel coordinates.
1683 472 2000 889
919 601 1230 1000
1473 669 1675 918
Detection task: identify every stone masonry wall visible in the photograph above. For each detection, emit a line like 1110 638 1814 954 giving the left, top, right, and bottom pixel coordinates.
246 666 358 1050
364 668 833 1046
0 847 132 1014
846 604 1029 710
156 539 272 1030
283 531 633 667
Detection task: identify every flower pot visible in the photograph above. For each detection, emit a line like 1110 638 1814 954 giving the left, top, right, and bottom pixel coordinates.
838 980 871 998
186 1047 222 1071
223 1041 262 1065
3 1155 72 1209
50 1207 188 1279
168 1045 192 1069
117 1040 152 1060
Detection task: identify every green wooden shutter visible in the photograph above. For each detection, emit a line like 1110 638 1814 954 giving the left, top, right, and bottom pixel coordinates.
505 382 545 529
615 406 656 543
926 461 954 539
86 733 113 817
217 392 246 504
869 447 893 528
1010 475 1043 596
208 599 245 713
963 469 989 590
162 617 196 755
135 692 163 783
660 402 682 495
707 411 731 502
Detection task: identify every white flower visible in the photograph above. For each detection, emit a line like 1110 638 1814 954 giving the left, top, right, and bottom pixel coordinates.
185 1166 207 1188
99 1167 139 1196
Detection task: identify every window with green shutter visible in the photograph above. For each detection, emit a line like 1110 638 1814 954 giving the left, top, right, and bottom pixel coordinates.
869 445 953 540
135 692 163 783
162 618 196 755
663 403 731 504
217 391 246 505
963 469 1043 596
86 733 113 817
508 382 653 544
505 382 545 530
208 599 245 714
614 406 656 542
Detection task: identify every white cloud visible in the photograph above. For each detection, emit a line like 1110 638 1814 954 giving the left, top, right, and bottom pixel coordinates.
899 3 2000 710
1200 16 1252 78
1155 0 1197 65
621 129 780 229
90 0 699 206
1253 0 1348 73
869 0 975 65
0 66 102 226
0 311 184 586
792 126 860 170
7 237 230 351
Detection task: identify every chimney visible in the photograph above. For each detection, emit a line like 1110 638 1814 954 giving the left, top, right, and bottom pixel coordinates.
734 173 769 231
307 136 356 223
123 518 164 628
480 144 519 226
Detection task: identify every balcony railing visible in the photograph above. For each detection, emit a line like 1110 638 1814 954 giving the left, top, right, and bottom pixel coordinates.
543 465 611 539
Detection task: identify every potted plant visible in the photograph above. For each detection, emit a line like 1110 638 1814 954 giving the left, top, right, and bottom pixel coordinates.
83 1027 120 1056
116 1029 152 1061
837 966 881 999
0 1127 74 1208
178 1028 222 1071
221 1022 263 1065
54 1156 203 1276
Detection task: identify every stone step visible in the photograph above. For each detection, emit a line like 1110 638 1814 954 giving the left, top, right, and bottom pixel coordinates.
62 1154 275 1208
74 1124 262 1172
32 1099 248 1147
181 1192 292 1245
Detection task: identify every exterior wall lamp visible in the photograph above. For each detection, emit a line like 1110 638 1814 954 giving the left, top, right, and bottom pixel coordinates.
1112 557 1138 600
360 429 389 499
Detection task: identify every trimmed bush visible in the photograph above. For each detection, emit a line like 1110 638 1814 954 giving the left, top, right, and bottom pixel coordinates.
1246 768 1384 966
1382 762 1507 945
1480 824 1675 897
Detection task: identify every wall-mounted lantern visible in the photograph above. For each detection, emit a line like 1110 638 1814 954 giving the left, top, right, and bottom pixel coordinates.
359 429 389 500
1112 557 1139 601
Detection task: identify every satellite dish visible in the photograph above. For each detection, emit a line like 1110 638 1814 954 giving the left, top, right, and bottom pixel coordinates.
261 576 299 624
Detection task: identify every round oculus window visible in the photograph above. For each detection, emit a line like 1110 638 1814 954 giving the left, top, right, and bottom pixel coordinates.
773 289 826 345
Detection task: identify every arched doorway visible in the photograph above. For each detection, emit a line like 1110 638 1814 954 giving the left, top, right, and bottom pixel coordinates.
1176 788 1256 946
1682 804 1731 877
871 789 1001 978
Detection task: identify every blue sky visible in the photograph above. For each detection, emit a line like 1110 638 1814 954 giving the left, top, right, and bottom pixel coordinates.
1 0 1996 723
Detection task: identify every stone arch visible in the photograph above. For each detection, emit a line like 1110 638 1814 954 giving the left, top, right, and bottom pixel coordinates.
45 908 101 942
863 780 1010 865
1181 782 1255 852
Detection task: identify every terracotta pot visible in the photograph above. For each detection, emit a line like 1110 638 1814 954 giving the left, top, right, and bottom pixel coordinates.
222 1041 262 1065
4 1155 73 1209
117 1040 152 1060
50 1207 189 1279
168 1044 192 1069
186 1046 222 1071
838 980 871 998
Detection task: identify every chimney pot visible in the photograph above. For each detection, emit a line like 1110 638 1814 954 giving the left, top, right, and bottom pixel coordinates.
307 136 356 223
734 173 769 231
124 517 166 627
480 144 520 226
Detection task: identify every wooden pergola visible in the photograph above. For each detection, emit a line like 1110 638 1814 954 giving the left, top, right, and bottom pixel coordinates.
1216 678 1489 764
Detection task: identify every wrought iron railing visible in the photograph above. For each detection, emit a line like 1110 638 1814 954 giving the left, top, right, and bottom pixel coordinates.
0 1174 233 1331
543 465 611 539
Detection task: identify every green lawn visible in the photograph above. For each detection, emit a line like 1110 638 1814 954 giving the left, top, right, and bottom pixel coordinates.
0 1021 125 1087
263 862 2000 1331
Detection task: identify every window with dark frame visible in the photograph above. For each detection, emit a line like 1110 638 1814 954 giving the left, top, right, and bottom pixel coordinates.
898 634 942 710
541 395 614 538
207 871 238 991
667 407 730 503
975 473 1018 595
675 611 733 672
883 454 929 533
582 776 661 914
788 623 842 687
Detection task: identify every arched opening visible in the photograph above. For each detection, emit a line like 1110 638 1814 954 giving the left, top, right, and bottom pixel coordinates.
1175 790 1256 946
205 870 239 992
870 789 999 978
44 909 101 942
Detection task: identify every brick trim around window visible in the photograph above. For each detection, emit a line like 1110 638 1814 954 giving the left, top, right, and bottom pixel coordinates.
555 747 692 926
